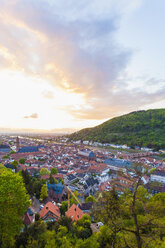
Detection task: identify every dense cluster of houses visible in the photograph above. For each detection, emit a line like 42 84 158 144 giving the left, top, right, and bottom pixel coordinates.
0 135 165 225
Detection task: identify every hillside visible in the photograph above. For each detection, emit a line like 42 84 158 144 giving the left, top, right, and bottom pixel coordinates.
69 109 165 150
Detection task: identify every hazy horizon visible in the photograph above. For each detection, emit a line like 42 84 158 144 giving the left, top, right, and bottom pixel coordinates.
0 108 164 134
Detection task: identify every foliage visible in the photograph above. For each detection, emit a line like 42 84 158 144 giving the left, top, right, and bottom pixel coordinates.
59 177 64 184
2 155 10 159
60 201 68 215
0 164 5 169
69 109 165 150
11 160 18 169
70 190 80 205
40 184 48 201
85 195 96 203
12 179 165 248
21 170 44 199
35 213 40 221
40 168 50 176
93 184 165 248
19 157 26 164
15 220 47 248
57 216 73 232
54 178 58 184
15 215 94 248
49 174 54 184
0 168 30 247
108 169 113 176
51 167 58 175
10 150 15 154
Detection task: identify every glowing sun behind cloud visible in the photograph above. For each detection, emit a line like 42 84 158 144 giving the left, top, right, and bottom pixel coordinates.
0 70 98 131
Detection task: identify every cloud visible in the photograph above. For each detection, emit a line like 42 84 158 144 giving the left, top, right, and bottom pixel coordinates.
42 91 54 99
0 0 164 121
24 113 38 119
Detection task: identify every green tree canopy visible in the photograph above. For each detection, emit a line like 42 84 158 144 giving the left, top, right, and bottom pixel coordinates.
40 184 48 201
11 160 18 169
93 185 165 248
0 168 30 247
60 201 68 215
40 168 50 176
19 157 26 164
49 174 54 184
2 155 10 159
10 150 15 154
51 167 58 175
59 177 64 184
85 195 96 203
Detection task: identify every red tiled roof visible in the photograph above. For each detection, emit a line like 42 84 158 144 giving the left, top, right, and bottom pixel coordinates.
53 174 64 179
65 204 84 221
40 202 60 220
40 175 49 180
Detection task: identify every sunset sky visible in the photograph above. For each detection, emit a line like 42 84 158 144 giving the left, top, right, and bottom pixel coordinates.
0 0 165 133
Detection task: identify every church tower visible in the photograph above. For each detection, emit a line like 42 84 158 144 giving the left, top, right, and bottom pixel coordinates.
16 136 20 152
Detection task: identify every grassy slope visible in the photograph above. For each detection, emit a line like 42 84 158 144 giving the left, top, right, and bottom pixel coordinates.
69 109 165 149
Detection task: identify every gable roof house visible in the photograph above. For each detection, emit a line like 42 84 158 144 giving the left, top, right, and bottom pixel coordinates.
78 149 95 160
40 202 60 222
65 204 84 221
83 177 99 195
23 207 35 226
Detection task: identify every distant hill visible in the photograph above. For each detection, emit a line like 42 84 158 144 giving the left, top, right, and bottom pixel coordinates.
69 109 165 150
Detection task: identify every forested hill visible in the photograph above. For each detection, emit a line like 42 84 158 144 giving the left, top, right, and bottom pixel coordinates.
69 109 165 150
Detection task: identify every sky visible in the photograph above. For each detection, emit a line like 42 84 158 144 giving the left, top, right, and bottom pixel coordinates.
0 0 164 133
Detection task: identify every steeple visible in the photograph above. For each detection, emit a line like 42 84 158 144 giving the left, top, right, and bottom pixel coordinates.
16 136 20 152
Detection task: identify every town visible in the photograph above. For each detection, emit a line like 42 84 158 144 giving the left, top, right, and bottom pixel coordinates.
0 134 165 227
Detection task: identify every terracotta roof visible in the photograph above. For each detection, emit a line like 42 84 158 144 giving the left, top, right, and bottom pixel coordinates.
40 202 60 220
65 204 84 221
40 175 49 180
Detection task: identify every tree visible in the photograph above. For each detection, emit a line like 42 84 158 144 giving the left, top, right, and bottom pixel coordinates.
0 168 30 247
21 169 32 192
49 174 54 184
70 190 80 205
2 155 10 159
60 201 68 215
19 157 26 164
59 177 64 184
92 188 120 247
108 169 113 176
10 150 15 154
54 178 58 184
11 160 18 169
85 195 95 203
40 168 50 176
15 220 47 248
40 184 48 201
58 216 73 232
51 167 58 175
93 169 165 248
75 214 92 239
76 235 99 248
